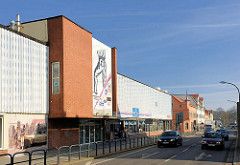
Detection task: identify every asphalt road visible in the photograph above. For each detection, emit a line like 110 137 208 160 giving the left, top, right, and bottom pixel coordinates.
77 130 236 165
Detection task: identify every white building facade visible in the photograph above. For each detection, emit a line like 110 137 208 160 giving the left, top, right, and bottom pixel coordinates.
117 73 172 137
0 25 49 153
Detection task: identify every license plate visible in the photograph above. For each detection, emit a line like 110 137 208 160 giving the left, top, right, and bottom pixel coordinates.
163 142 169 144
208 144 215 146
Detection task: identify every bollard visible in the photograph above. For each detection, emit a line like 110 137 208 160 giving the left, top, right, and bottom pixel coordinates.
144 136 146 146
141 137 143 146
115 139 117 152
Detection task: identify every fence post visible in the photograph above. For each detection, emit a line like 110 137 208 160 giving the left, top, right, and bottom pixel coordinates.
130 138 131 149
115 139 117 152
144 136 146 146
11 155 13 165
103 141 105 155
154 136 155 144
137 137 138 147
88 144 90 157
29 152 31 165
79 145 81 160
69 147 71 162
109 140 111 153
125 138 127 149
141 137 143 146
120 139 122 151
44 150 47 165
57 148 60 165
96 142 98 157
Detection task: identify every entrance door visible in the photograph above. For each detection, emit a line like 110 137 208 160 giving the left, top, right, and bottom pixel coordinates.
79 126 85 144
90 125 95 143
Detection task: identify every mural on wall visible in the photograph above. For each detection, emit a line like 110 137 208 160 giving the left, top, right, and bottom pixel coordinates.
9 116 47 154
92 38 112 116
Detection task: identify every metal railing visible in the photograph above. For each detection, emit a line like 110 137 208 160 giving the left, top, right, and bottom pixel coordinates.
0 135 159 165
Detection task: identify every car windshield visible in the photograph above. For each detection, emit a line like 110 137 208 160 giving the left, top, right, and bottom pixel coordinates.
205 133 222 138
161 132 176 137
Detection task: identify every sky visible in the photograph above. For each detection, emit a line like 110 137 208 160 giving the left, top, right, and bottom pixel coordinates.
0 0 240 111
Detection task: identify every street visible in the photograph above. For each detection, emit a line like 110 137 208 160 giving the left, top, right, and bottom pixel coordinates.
77 130 236 165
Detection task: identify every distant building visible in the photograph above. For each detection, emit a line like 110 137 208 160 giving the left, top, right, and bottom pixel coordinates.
117 74 172 137
172 95 197 133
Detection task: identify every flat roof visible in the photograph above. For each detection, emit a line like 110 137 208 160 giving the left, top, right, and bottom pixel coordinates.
0 24 48 46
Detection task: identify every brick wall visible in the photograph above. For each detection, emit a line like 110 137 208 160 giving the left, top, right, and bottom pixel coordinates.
48 16 93 118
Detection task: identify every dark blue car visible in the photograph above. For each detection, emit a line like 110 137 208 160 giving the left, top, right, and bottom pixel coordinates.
216 129 229 141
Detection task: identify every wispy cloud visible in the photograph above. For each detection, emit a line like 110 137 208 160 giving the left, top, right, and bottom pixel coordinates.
163 83 240 89
187 23 240 28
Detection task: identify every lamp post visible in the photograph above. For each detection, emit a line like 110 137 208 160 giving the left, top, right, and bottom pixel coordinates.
220 81 240 147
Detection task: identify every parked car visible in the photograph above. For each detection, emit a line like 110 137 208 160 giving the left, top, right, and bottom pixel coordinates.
229 123 237 129
201 132 224 150
216 129 229 140
204 127 213 136
158 131 182 147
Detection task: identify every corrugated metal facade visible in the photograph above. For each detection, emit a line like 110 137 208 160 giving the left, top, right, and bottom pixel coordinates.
0 27 49 114
117 74 172 120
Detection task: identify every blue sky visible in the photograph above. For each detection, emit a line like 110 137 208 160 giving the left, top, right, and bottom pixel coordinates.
1 0 240 110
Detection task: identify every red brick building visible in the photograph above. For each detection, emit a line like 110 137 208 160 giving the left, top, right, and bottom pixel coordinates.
172 95 197 133
21 15 118 147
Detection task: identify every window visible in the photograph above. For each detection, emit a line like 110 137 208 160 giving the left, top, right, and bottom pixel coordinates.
179 104 182 108
52 62 60 94
185 122 188 130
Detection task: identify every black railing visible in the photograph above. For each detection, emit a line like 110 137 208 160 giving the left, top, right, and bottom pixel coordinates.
0 135 159 165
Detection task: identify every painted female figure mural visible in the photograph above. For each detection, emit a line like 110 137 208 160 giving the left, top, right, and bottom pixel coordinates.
93 50 107 95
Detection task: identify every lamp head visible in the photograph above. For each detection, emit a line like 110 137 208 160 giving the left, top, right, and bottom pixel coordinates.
220 81 227 84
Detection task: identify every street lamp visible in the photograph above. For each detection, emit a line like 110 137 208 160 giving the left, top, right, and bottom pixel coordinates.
227 100 237 104
220 81 240 147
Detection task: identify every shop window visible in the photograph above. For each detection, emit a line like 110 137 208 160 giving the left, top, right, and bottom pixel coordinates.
52 62 60 95
185 122 189 130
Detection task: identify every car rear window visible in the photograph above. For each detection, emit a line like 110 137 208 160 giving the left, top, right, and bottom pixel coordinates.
161 132 176 136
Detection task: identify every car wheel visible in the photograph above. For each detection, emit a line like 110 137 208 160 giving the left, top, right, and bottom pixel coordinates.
226 137 229 141
158 144 161 148
201 146 205 150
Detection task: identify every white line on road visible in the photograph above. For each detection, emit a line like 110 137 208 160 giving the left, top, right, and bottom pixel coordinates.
85 160 93 165
141 151 159 159
91 145 156 165
164 155 176 162
182 148 188 152
183 139 191 142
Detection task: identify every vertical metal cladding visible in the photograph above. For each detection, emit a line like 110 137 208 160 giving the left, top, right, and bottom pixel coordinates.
117 74 172 120
0 27 49 114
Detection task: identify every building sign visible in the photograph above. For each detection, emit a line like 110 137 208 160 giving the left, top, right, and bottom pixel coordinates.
92 38 112 116
132 108 139 117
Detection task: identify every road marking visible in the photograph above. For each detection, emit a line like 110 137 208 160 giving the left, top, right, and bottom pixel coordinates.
195 152 205 161
141 151 159 159
91 145 156 165
182 148 188 152
164 155 176 162
85 160 93 165
183 139 191 142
